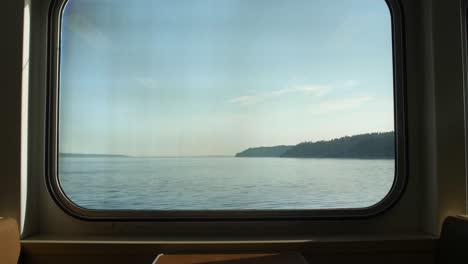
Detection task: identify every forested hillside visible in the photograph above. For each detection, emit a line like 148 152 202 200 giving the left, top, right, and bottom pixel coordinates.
281 132 394 159
236 132 394 159
235 145 293 157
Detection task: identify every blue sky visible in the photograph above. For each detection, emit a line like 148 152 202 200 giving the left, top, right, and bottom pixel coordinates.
59 0 394 157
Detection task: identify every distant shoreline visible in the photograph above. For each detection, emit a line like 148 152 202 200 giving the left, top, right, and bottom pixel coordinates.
60 132 394 160
59 153 233 158
59 153 394 160
235 156 395 160
235 132 395 159
60 153 130 158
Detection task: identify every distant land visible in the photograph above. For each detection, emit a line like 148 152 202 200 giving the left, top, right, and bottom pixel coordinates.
236 132 394 159
61 132 394 159
234 145 293 158
60 153 129 158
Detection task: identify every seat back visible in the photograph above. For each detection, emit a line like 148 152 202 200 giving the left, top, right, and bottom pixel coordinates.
0 217 20 264
437 216 468 263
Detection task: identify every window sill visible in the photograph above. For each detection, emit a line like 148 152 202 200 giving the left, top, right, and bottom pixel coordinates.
21 233 436 255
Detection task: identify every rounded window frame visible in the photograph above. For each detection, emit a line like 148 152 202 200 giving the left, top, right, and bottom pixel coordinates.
46 0 408 221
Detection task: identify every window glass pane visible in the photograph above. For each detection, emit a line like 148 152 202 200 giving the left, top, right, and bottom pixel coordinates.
58 0 395 210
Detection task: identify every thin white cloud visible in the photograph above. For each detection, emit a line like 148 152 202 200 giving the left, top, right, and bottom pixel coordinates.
228 84 331 106
227 95 260 105
314 96 373 114
270 85 331 96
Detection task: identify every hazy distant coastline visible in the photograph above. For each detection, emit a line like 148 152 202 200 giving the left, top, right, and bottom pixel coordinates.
232 145 293 158
60 153 130 158
236 132 394 159
61 132 394 160
59 153 232 158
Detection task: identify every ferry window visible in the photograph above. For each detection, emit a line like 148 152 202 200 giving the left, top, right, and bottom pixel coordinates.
50 0 403 219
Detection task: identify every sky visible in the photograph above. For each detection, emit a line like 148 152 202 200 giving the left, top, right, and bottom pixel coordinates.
59 0 394 157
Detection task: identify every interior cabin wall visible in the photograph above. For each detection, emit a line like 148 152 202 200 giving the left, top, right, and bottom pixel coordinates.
419 0 468 235
28 0 418 238
0 0 24 222
431 0 468 231
0 0 465 262
5 0 467 236
23 0 48 240
404 0 438 236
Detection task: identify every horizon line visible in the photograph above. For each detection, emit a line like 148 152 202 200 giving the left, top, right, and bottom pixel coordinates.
59 153 234 158
60 130 395 158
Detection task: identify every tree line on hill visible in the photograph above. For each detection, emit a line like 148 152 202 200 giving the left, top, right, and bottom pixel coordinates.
235 132 394 159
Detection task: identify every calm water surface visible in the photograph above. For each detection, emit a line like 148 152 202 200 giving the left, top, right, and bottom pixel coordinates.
59 157 394 210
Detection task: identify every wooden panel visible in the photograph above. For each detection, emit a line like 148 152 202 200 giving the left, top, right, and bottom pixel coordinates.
154 253 307 264
19 251 434 264
0 218 20 264
302 253 434 264
19 254 156 264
